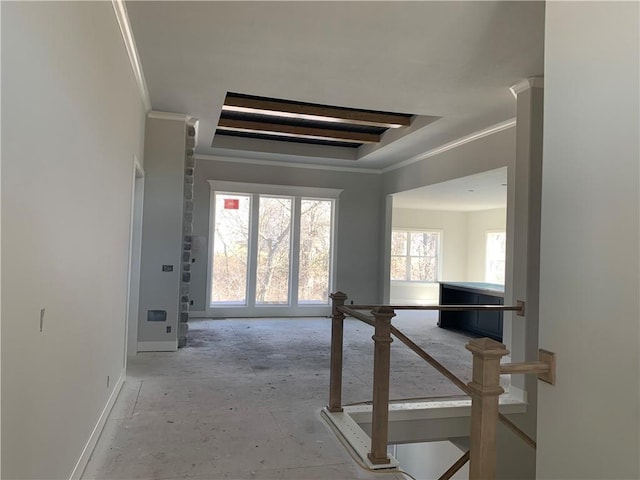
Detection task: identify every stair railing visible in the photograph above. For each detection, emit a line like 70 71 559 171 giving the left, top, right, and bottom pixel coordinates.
327 291 555 480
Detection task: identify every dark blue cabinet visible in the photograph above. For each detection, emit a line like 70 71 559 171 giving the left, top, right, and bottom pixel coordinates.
437 282 504 341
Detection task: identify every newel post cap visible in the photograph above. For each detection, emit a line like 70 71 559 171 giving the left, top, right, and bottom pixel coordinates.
465 337 510 357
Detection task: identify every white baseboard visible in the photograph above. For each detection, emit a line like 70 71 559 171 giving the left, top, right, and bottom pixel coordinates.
137 340 178 352
188 310 207 319
69 370 125 480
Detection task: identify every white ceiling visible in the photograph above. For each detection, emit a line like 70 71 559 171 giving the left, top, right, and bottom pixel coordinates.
392 167 508 211
126 1 544 170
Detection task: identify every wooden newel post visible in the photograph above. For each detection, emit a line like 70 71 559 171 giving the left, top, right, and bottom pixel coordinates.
328 292 348 413
368 306 395 465
465 338 510 480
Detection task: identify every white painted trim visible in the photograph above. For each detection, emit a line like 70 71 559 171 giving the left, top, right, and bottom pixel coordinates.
69 371 125 480
205 188 216 314
134 156 144 178
208 180 343 199
137 341 178 352
147 111 192 122
188 311 208 318
111 0 151 112
195 154 382 175
382 118 517 174
123 160 136 366
510 77 544 97
320 408 400 471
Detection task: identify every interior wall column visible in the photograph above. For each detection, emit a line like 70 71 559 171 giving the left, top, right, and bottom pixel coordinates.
499 76 544 478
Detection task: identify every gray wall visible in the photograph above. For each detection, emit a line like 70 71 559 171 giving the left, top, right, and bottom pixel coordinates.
1 2 146 477
537 2 639 477
137 117 186 346
382 128 515 196
191 158 383 310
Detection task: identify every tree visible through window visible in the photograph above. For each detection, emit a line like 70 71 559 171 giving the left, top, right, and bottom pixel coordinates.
391 230 440 282
486 231 506 284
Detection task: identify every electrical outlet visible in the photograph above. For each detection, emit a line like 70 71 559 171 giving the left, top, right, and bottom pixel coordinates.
191 258 196 263
166 326 172 333
190 300 194 306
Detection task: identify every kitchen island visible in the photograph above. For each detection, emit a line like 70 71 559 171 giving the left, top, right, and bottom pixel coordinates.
437 282 505 341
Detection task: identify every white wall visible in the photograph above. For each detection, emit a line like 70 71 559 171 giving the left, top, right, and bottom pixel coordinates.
466 208 506 282
382 127 514 197
394 442 468 480
537 2 639 478
137 117 186 348
191 157 383 311
1 2 146 478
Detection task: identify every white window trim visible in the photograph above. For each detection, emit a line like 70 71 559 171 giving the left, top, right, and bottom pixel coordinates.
206 181 342 317
390 228 443 284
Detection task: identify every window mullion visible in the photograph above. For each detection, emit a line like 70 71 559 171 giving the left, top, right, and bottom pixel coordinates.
246 193 260 309
290 197 302 307
405 235 411 281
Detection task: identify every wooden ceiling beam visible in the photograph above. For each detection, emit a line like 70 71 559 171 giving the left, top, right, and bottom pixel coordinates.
222 96 411 129
217 118 380 144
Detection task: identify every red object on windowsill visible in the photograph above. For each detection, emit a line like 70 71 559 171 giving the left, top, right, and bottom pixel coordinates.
224 198 239 209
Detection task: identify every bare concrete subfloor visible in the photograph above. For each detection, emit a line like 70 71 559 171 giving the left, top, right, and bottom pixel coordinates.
83 311 474 480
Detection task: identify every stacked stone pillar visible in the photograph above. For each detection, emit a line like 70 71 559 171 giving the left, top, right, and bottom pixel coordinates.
179 120 197 347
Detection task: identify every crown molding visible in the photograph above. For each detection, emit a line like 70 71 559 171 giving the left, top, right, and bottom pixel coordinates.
111 0 151 112
382 118 517 174
147 111 193 122
510 76 544 97
194 154 382 174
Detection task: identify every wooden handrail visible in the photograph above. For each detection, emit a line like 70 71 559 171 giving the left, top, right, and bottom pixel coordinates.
389 324 470 395
339 303 524 314
438 450 470 480
338 306 375 326
500 361 549 375
335 300 538 450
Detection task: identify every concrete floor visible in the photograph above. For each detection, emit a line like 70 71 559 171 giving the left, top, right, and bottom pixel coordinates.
83 312 474 480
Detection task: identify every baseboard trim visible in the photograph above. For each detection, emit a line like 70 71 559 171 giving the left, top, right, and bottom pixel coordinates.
69 370 125 480
137 340 178 352
188 311 207 319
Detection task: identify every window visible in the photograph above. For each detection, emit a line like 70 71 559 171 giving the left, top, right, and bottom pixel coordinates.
390 230 440 282
208 182 339 313
485 231 506 284
210 193 251 305
298 199 333 304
